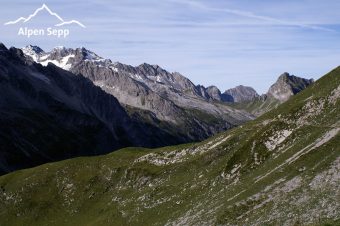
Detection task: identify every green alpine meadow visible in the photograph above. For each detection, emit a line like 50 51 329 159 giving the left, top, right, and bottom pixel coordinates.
0 66 339 225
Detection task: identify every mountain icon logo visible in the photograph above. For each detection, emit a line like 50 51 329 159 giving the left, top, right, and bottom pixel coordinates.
4 4 86 28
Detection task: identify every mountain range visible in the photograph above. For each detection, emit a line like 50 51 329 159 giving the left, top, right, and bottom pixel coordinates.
0 43 313 175
0 54 338 225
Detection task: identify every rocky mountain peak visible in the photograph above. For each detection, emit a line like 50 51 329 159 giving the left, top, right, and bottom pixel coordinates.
267 72 314 102
49 46 73 58
223 85 259 103
137 63 167 77
77 47 104 61
23 45 44 54
22 45 45 61
277 72 290 80
206 86 222 101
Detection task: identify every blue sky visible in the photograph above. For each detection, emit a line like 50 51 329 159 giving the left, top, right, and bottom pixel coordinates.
0 0 340 93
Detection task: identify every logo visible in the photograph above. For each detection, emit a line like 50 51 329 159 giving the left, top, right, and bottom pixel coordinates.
4 4 86 38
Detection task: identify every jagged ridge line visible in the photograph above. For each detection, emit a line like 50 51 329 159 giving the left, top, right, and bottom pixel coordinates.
4 3 85 28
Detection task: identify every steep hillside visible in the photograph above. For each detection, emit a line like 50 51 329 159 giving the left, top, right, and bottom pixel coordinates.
0 66 338 225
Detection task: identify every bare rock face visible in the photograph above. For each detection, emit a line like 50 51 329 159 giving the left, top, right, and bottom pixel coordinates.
223 85 260 103
205 86 222 101
267 72 314 102
195 85 210 99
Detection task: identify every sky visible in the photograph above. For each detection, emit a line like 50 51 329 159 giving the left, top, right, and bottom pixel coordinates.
0 0 340 93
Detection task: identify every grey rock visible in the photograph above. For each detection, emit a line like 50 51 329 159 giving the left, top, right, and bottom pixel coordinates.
205 86 222 101
267 72 314 102
223 85 260 103
195 85 210 99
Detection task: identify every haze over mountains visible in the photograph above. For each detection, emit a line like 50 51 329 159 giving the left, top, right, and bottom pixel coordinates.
0 43 315 174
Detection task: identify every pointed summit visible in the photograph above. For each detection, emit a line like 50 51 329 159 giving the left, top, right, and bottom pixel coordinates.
21 45 45 61
223 85 259 103
206 86 222 101
267 72 314 102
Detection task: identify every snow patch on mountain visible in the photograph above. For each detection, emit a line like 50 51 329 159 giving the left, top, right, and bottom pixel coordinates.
40 54 74 70
22 45 44 61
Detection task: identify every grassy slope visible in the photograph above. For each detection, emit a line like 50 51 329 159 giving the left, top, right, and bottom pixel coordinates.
0 68 339 226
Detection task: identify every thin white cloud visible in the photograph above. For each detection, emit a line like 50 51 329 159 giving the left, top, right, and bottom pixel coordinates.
170 0 334 32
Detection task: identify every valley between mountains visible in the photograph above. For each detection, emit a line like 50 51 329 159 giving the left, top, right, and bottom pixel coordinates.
0 43 339 225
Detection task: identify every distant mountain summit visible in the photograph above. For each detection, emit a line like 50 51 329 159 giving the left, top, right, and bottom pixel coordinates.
223 85 260 103
22 45 44 55
227 73 315 116
220 74 313 104
205 86 223 101
267 72 314 102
